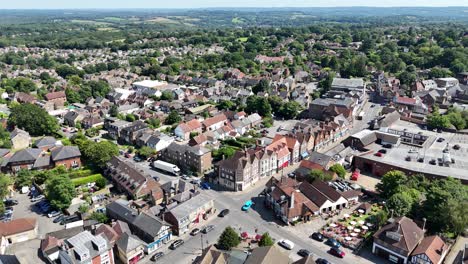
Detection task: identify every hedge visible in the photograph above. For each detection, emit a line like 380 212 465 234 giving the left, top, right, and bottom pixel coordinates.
68 169 93 179
71 174 105 187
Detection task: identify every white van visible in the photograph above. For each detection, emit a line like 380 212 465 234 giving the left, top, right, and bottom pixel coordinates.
278 239 295 250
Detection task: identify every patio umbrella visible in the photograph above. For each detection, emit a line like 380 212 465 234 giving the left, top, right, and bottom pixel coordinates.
362 226 369 230
255 234 262 241
241 232 249 238
347 226 354 230
330 223 337 227
358 209 365 214
350 221 357 225
345 237 352 241
358 220 365 225
343 213 350 218
350 232 358 237
354 228 361 233
366 223 373 227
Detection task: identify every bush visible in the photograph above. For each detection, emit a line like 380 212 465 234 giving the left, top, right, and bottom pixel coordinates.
95 177 106 189
68 169 93 179
217 226 241 250
71 174 105 187
258 232 274 246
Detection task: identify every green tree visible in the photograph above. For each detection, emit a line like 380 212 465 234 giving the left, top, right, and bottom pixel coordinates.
95 177 106 189
146 118 161 129
306 169 332 182
0 126 12 148
8 103 59 136
329 164 346 178
252 79 270 94
165 110 182 125
278 101 302 119
14 169 34 188
376 170 407 199
217 226 241 250
80 140 119 168
46 174 76 210
137 146 155 159
161 91 174 101
109 104 119 117
258 232 274 247
90 212 108 223
387 192 415 217
427 111 451 129
78 203 90 214
217 100 236 111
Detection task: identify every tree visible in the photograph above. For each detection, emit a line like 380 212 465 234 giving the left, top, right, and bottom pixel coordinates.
46 174 76 210
446 199 468 235
213 146 237 160
137 146 155 159
258 232 274 247
81 140 119 168
427 112 451 129
78 203 90 214
217 100 236 111
217 226 241 250
8 103 59 136
0 174 12 199
165 110 182 125
387 192 414 217
0 126 11 148
253 79 270 94
376 170 408 199
146 118 161 129
109 104 118 117
95 177 106 189
90 212 108 223
14 169 34 188
278 101 302 119
161 91 174 101
329 164 346 178
370 210 388 228
306 169 332 182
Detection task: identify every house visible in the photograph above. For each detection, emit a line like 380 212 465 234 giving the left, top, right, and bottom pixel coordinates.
34 136 59 151
161 143 212 175
307 152 335 170
160 179 196 205
106 200 172 253
104 118 131 140
119 121 149 145
45 91 67 109
298 180 348 213
51 146 81 169
40 235 62 263
105 156 163 203
10 128 31 150
0 218 38 254
202 114 227 132
64 111 86 127
331 78 365 93
195 245 229 264
244 246 291 264
174 119 203 140
409 236 448 264
58 231 114 264
145 134 174 152
81 116 104 129
2 148 50 173
215 150 259 192
164 192 214 235
13 92 36 104
115 232 146 264
373 216 425 264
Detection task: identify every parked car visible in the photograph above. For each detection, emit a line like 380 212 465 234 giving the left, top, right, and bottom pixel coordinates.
405 156 411 161
326 238 341 248
278 239 295 250
133 156 143 162
169 239 184 250
383 144 393 149
298 249 311 257
31 195 45 202
242 200 253 211
374 152 383 157
200 182 211 190
53 215 65 224
429 159 437 165
311 232 324 242
218 209 230 217
378 149 387 154
4 207 13 214
151 252 164 262
190 228 200 236
329 246 345 258
453 144 461 150
316 258 331 264
437 137 445 142
417 158 424 163
48 211 61 218
201 225 214 234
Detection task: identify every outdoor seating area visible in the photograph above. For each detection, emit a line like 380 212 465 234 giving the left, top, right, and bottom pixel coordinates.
320 203 383 250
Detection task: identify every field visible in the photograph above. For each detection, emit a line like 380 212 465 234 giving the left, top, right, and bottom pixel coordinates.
70 19 112 26
146 17 180 24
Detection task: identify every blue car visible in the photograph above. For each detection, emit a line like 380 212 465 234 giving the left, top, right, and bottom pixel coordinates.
201 182 211 190
326 238 341 248
242 200 253 211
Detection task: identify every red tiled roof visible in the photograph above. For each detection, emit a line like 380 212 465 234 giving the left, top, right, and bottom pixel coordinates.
45 91 66 101
0 218 36 236
411 236 448 264
203 114 227 128
395 96 417 105
299 160 325 171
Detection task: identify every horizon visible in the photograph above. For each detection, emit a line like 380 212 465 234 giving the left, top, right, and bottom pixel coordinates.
1 0 467 9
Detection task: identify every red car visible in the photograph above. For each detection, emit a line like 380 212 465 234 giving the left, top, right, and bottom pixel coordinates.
329 246 345 258
351 169 360 181
374 152 383 157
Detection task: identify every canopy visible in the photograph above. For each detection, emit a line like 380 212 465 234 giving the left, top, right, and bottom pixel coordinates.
241 232 249 238
255 234 263 240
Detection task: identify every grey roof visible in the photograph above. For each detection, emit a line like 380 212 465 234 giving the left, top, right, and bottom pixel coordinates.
0 149 10 157
35 137 57 148
244 246 290 264
332 78 364 89
168 192 213 220
132 212 166 238
65 231 110 263
167 142 210 156
0 255 21 264
351 129 378 146
10 128 29 139
308 152 333 168
33 155 51 168
51 146 81 161
8 148 42 163
106 199 137 224
116 232 145 253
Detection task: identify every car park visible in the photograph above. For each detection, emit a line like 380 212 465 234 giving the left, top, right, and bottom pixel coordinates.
326 238 341 248
190 228 200 236
329 246 345 258
151 252 164 262
201 225 214 234
278 239 295 250
311 232 324 242
242 200 253 211
169 239 184 250
218 209 230 217
297 249 311 257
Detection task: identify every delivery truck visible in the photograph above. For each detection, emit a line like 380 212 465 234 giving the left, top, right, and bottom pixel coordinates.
152 160 181 175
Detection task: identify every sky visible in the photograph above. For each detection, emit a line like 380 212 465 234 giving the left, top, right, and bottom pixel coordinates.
1 0 466 9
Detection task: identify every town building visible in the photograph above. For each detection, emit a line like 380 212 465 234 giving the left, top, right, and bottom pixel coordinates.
161 143 212 175
0 218 38 254
57 231 115 264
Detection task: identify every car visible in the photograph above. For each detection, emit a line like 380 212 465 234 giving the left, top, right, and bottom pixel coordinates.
329 246 345 258
201 225 214 234
242 200 253 211
53 215 65 223
124 153 131 158
405 156 411 161
316 258 331 264
169 239 184 250
190 228 200 236
278 239 295 250
218 209 230 217
311 232 324 242
374 152 383 157
288 172 296 178
417 158 424 163
48 211 61 218
326 238 341 248
371 104 375 107
383 144 393 149
31 195 45 202
181 175 190 180
378 149 387 154
4 207 13 214
200 182 211 190
151 252 164 262
152 176 160 182
190 179 201 185
4 199 18 206
453 144 461 150
437 137 445 142
133 156 143 162
297 249 311 257
429 159 437 165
